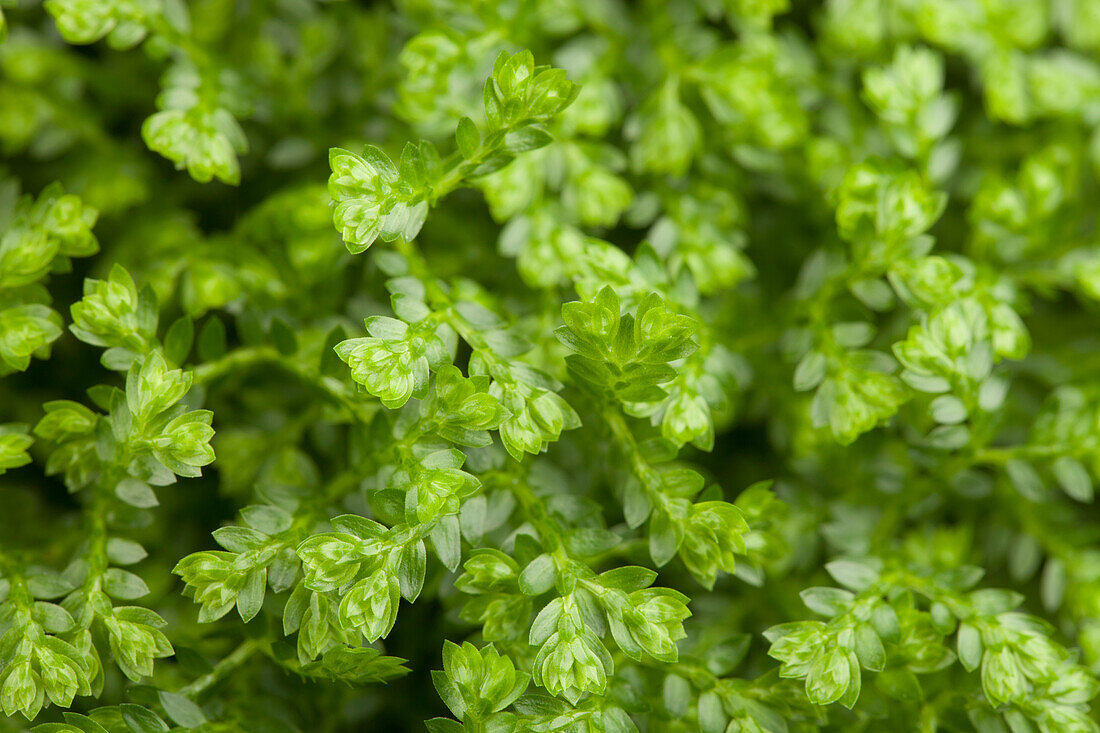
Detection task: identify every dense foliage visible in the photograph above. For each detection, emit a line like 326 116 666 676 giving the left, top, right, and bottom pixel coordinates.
4 0 1100 730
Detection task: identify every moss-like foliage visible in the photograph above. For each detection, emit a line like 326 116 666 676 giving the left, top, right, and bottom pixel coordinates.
3 1 1100 731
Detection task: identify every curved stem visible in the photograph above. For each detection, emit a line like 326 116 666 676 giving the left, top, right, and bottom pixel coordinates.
192 346 378 423
601 403 672 513
180 639 262 699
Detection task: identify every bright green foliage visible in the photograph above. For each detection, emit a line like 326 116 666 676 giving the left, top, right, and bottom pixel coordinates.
862 45 958 166
329 50 578 254
44 0 155 46
0 181 97 372
0 424 31 474
0 254 215 720
5 0 1100 731
42 0 246 186
431 641 529 724
334 316 448 408
767 558 1098 729
142 99 247 187
557 287 698 405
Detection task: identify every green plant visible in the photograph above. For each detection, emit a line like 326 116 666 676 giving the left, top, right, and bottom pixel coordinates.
4 0 1100 731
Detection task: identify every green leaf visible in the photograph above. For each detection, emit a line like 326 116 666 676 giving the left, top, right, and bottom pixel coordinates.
793 351 827 392
957 622 982 672
853 624 885 671
104 568 150 600
1052 456 1093 502
598 566 657 593
1005 459 1046 501
270 317 298 356
33 601 75 633
430 515 461 573
504 126 554 154
663 674 690 718
236 569 266 621
697 691 726 733
157 692 206 728
1041 558 1067 612
196 316 227 361
120 704 169 733
825 559 881 592
800 587 855 617
456 117 481 159
805 648 853 705
60 714 111 733
106 538 148 565
25 568 74 599
115 478 158 508
518 554 556 595
396 539 427 601
163 316 193 366
648 509 682 567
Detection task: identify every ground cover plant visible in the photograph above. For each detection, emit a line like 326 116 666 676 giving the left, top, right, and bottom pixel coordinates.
3 0 1100 730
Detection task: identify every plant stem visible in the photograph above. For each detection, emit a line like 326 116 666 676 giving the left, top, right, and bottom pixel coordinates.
192 346 378 423
180 639 262 699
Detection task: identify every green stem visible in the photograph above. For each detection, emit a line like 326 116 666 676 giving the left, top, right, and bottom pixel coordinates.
79 485 112 600
180 639 261 698
192 346 378 423
395 238 515 384
499 469 567 553
0 555 35 623
191 345 277 383
600 403 672 513
972 444 1076 465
